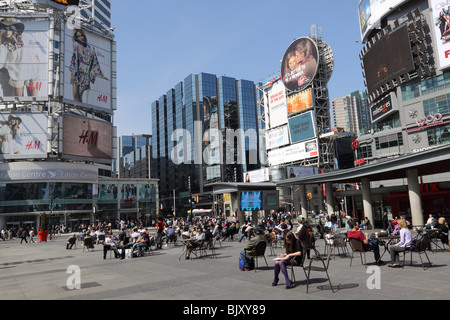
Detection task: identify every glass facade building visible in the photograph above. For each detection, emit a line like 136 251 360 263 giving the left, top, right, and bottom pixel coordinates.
151 73 263 215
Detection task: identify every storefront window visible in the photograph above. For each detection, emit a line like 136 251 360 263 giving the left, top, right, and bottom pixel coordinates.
427 124 450 146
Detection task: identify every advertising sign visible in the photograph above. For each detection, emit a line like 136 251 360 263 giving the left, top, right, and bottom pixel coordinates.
243 168 270 183
62 114 112 160
263 190 279 211
370 94 393 122
50 0 80 5
240 191 262 211
281 37 319 92
362 25 415 96
265 125 290 150
429 0 450 70
288 111 316 144
287 166 317 178
0 113 48 160
268 139 318 166
287 88 313 116
0 18 49 100
267 81 288 128
358 0 409 42
63 26 113 111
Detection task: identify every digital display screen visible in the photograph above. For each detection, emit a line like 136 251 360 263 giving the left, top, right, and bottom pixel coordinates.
240 191 262 211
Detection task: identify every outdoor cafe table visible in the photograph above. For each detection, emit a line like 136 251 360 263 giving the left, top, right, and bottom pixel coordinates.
371 234 400 263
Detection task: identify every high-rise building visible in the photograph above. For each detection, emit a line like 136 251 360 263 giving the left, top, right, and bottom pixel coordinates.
332 91 371 136
151 73 263 215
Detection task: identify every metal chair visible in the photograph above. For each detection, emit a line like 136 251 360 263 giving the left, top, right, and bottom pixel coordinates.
332 233 350 259
348 238 367 268
402 233 433 270
245 240 269 272
83 237 95 252
205 238 218 259
286 248 308 284
304 247 335 293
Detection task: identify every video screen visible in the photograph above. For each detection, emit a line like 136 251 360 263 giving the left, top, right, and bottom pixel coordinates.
363 25 414 96
240 191 262 211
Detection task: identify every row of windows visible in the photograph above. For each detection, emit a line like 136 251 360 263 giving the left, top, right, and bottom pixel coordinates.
402 72 450 101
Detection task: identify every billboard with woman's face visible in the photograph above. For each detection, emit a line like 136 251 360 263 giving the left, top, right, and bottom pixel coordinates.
63 26 113 112
0 18 49 100
281 37 319 92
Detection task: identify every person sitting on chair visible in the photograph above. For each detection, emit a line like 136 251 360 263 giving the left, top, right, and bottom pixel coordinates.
185 227 205 259
239 228 266 271
388 219 413 268
103 234 121 259
272 232 302 289
432 217 450 250
347 219 382 265
66 233 77 249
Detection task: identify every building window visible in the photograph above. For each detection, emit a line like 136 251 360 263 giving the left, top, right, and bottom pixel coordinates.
427 124 450 146
401 82 420 101
375 133 403 150
356 145 372 159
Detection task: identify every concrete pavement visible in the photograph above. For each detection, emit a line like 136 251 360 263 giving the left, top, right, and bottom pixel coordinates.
0 228 449 302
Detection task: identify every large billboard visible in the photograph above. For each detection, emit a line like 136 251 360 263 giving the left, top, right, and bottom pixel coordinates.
430 0 450 70
243 168 270 183
240 191 262 211
288 111 316 144
63 26 113 111
267 138 318 166
281 37 319 92
0 113 48 160
266 81 288 128
362 25 415 96
0 18 49 100
62 114 112 160
265 125 290 150
358 0 409 42
287 88 314 116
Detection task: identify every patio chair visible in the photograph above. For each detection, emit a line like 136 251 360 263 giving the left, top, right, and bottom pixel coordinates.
332 233 350 259
402 233 433 270
304 247 335 294
348 238 367 268
245 240 269 272
83 237 95 252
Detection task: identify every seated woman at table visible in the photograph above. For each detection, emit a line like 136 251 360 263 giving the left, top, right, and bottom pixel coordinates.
185 227 205 259
272 232 302 289
388 219 413 267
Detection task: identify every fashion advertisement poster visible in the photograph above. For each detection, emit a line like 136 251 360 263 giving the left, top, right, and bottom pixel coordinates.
429 0 450 70
0 18 49 100
280 37 319 93
63 26 112 111
0 113 48 160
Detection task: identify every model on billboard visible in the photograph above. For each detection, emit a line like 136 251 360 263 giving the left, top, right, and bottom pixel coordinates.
281 38 318 92
0 19 43 97
69 29 108 102
0 115 22 155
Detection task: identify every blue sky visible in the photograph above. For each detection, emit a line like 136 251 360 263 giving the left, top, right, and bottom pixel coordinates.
112 0 366 138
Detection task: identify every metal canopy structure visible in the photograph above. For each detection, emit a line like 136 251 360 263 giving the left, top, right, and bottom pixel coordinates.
277 144 450 186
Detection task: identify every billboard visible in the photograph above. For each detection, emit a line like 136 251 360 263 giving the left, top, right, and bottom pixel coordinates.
243 168 270 183
430 0 450 70
0 18 49 100
267 139 318 166
50 0 80 5
266 81 288 128
287 88 313 116
265 125 290 150
263 190 279 211
0 113 48 160
281 37 319 92
240 191 262 211
62 114 112 160
362 25 415 96
287 166 317 179
370 93 394 122
358 0 409 42
63 26 113 111
288 111 316 144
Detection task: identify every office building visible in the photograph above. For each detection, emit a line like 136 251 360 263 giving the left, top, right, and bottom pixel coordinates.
151 73 263 215
332 91 371 136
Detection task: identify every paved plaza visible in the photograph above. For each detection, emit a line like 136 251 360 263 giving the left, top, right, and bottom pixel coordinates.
1 227 449 302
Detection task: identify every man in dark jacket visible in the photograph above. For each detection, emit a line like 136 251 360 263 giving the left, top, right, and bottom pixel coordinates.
239 228 266 270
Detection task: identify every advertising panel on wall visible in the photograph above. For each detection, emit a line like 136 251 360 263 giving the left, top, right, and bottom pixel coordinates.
266 81 288 128
63 26 113 112
265 125 290 150
280 37 319 92
267 139 318 166
287 166 317 179
263 190 279 211
362 25 415 96
429 0 450 70
370 93 394 122
240 191 262 211
288 111 316 144
358 0 409 42
243 168 270 183
0 113 48 160
287 88 314 116
62 114 112 160
0 18 49 101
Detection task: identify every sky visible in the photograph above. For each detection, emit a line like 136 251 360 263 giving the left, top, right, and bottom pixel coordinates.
112 0 366 138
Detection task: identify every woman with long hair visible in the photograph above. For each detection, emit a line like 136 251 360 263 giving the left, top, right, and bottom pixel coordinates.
272 231 302 289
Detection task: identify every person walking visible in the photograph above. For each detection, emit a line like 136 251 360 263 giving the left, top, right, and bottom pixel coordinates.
20 228 28 244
